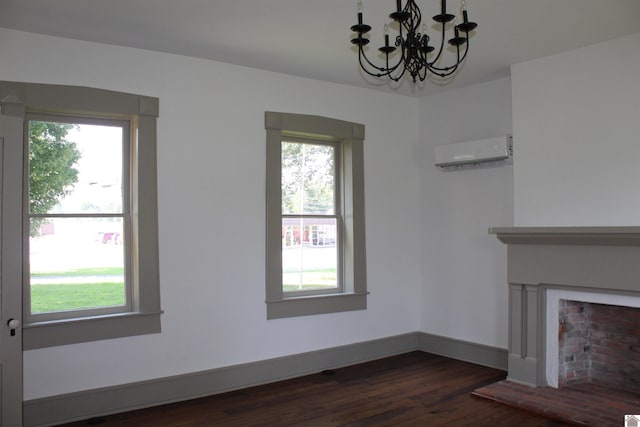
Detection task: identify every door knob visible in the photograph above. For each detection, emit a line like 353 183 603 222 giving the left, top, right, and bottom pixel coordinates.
7 318 20 336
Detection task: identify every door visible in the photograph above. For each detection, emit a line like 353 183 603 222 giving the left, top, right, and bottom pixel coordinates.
0 93 24 426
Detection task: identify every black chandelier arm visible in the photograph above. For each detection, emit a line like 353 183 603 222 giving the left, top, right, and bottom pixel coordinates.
426 22 448 67
357 50 390 78
388 63 407 82
361 42 401 74
426 59 460 77
426 35 470 75
380 41 408 82
426 56 460 77
357 47 403 79
385 43 404 79
356 31 410 79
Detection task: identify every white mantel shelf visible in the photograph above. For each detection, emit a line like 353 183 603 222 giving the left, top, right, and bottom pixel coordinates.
489 226 640 246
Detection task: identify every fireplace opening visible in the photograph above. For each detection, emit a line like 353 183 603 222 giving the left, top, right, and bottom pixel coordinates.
558 299 640 393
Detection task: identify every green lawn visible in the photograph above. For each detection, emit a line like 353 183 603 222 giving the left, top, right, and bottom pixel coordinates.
283 268 337 292
30 266 337 312
30 266 125 313
31 282 125 313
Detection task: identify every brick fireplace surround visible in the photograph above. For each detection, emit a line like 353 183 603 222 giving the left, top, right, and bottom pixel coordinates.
475 227 640 426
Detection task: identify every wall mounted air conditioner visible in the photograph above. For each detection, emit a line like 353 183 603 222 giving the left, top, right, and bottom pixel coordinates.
434 135 512 168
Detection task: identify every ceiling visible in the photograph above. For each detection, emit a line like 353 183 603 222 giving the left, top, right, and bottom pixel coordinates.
1 0 640 97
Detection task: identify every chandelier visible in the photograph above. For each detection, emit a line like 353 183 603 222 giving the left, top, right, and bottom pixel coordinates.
350 0 478 83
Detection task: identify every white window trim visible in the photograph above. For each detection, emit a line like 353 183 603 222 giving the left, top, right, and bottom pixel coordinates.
1 81 162 349
265 111 367 319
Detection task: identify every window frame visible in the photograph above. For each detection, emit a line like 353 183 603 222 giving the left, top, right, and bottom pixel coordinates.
1 81 162 349
281 137 342 297
24 113 133 322
265 111 367 319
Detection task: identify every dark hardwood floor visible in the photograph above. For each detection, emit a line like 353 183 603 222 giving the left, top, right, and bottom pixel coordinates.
60 352 569 427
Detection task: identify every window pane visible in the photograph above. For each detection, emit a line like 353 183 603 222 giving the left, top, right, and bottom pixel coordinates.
281 141 335 215
282 217 338 292
29 121 123 215
29 217 126 314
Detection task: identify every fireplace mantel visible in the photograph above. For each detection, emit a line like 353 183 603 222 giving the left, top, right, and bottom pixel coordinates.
490 226 640 246
491 226 640 387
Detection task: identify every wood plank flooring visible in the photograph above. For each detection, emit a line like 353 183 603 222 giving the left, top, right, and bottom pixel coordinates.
60 352 569 426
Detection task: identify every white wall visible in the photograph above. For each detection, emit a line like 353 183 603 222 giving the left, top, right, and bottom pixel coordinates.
418 77 513 348
0 28 422 400
512 32 640 226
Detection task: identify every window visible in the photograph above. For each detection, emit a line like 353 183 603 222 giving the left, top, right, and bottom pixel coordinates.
265 112 367 319
1 81 161 349
26 116 131 321
281 140 339 295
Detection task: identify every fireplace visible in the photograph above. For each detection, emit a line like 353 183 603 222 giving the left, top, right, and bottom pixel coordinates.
490 227 640 388
548 291 640 391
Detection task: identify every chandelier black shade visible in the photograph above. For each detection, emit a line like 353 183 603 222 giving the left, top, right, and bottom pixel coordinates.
350 0 477 83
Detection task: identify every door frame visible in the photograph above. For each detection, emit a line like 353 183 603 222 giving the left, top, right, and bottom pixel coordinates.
0 90 25 426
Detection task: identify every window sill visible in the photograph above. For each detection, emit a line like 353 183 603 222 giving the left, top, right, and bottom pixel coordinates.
23 310 163 350
266 292 367 319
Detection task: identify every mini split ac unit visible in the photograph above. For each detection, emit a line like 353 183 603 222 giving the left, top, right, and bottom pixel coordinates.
434 135 512 168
